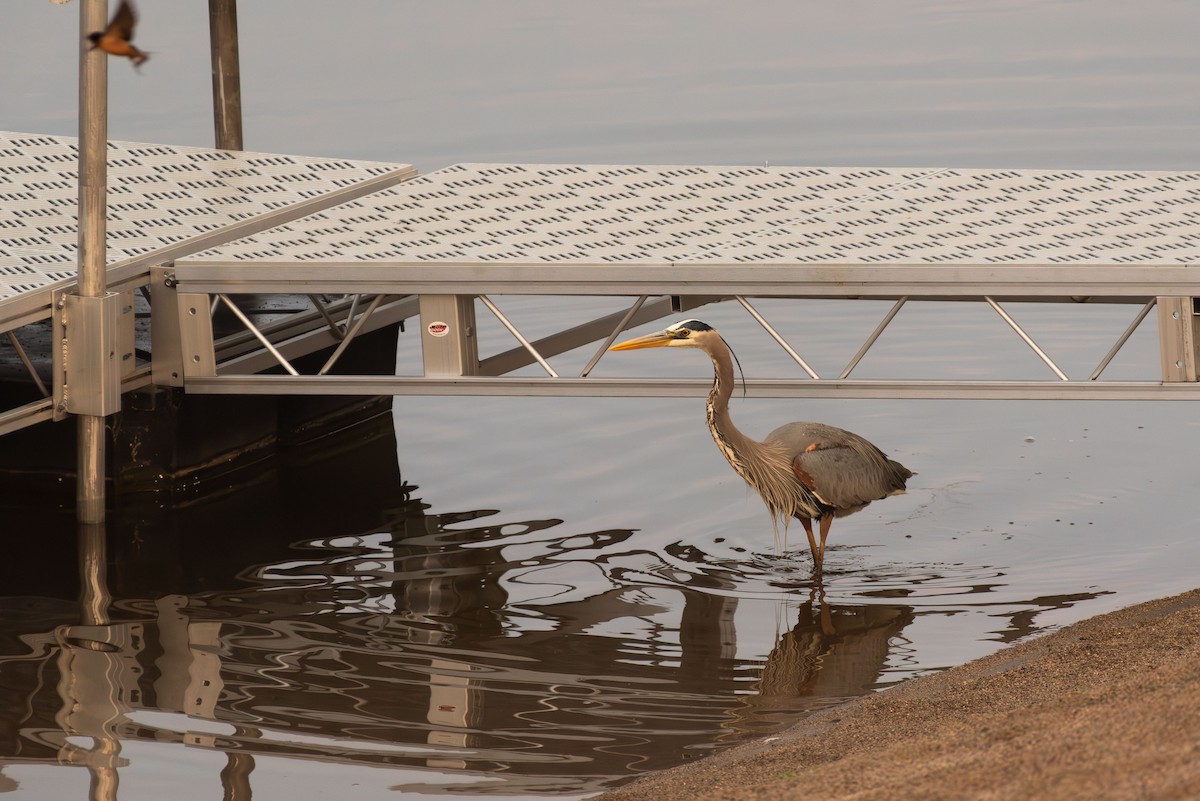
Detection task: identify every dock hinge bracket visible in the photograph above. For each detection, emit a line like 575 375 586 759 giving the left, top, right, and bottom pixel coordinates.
53 290 135 419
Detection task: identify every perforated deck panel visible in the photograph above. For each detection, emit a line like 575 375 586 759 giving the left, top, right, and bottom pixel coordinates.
187 163 1200 266
0 131 408 303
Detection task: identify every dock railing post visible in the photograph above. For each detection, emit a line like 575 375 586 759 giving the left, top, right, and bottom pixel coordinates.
74 0 115 524
209 0 244 150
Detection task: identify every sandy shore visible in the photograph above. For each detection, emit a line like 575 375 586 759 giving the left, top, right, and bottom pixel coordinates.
597 588 1200 801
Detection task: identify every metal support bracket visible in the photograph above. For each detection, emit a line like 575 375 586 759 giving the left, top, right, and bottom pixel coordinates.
177 291 217 380
150 265 185 387
53 290 134 418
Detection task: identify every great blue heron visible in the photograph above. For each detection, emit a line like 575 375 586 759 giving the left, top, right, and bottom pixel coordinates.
609 319 912 570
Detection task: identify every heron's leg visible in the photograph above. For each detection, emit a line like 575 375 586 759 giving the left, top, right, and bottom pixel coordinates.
800 518 818 563
817 515 834 568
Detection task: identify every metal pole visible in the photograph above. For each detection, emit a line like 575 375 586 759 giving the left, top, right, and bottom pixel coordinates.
209 0 244 150
77 0 109 524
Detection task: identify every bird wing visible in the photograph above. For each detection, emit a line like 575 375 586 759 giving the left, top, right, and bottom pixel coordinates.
107 0 137 41
770 422 910 511
791 446 889 509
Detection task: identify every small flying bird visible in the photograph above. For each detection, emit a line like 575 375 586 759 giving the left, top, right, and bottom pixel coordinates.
87 0 149 68
610 319 913 570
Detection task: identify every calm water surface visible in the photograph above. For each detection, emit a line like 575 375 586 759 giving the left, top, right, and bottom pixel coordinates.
3 300 1199 800
4 0 1200 799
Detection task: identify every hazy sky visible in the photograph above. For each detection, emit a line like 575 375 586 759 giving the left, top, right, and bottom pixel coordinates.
4 0 1200 172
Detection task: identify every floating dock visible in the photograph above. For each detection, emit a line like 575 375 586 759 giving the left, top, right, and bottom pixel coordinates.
3 131 1200 450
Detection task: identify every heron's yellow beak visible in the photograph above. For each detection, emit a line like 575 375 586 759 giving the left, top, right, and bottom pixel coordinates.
608 330 674 351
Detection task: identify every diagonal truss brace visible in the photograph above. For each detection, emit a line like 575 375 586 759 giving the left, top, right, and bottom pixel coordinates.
217 294 300 376
5 330 50 398
478 295 559 378
213 293 392 378
985 297 1068 380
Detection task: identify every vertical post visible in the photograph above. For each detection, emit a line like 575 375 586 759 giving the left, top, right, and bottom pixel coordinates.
209 0 244 150
1156 297 1200 382
77 0 109 524
419 295 478 376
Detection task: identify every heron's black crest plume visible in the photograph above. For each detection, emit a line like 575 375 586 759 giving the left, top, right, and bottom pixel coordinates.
723 334 748 399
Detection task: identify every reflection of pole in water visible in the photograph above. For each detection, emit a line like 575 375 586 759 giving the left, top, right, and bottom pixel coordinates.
154 594 250 798
679 592 738 678
390 503 497 767
63 528 257 799
219 743 255 801
55 521 125 801
78 522 111 629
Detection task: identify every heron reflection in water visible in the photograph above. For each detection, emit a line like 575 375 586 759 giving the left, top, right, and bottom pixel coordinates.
611 320 913 570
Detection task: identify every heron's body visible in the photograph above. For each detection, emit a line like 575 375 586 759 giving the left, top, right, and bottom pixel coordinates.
611 319 912 569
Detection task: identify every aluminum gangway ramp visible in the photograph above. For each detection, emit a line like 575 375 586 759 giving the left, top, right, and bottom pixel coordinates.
164 162 1200 400
0 131 417 435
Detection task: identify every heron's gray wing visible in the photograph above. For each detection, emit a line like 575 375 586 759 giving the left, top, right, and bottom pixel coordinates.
792 445 906 511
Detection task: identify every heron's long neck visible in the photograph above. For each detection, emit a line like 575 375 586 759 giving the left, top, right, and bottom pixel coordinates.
705 341 745 449
705 341 773 479
704 339 800 523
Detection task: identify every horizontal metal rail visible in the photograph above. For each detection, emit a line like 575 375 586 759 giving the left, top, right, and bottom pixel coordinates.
173 261 1200 299
181 375 1200 401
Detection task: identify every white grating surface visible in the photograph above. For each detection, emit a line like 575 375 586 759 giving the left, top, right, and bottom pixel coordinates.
0 131 409 303
186 163 1200 266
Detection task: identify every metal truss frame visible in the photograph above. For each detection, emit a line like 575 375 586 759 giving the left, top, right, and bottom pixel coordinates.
160 257 1200 399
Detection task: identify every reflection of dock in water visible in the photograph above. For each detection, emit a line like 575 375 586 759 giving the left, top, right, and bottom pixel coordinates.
0 452 1107 797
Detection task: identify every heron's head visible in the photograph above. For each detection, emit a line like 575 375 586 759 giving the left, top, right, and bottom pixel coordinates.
608 319 717 351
